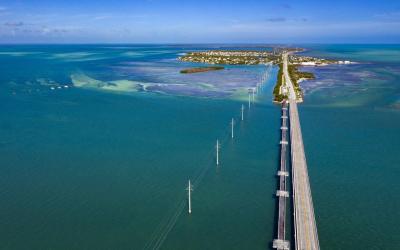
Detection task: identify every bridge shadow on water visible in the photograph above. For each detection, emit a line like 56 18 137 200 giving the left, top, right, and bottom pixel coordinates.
270 140 280 249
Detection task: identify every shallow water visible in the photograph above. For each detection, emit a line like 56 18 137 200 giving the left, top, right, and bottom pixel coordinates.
299 44 400 249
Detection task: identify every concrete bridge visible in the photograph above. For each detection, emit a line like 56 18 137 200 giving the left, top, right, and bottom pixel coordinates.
284 53 320 250
273 101 290 250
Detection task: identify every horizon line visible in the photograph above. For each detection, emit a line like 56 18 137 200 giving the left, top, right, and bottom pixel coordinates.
1 42 400 46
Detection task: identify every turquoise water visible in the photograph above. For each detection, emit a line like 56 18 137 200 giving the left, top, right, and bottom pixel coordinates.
0 44 399 249
298 44 400 249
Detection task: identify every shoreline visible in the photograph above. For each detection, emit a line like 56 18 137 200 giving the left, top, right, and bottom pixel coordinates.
180 66 224 74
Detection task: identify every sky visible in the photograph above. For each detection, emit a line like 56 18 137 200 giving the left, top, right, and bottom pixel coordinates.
0 0 400 43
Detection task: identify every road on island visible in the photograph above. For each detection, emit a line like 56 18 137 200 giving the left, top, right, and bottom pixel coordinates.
282 53 320 250
282 53 297 100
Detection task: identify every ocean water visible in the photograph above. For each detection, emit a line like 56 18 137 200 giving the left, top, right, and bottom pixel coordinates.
0 44 399 249
298 44 400 249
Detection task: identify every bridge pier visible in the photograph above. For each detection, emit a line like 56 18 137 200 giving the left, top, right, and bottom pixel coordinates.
277 171 289 177
273 239 290 250
279 52 319 250
273 101 290 250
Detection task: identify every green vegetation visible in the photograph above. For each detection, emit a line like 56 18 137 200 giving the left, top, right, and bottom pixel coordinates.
179 51 280 65
273 63 283 97
288 64 315 81
273 63 288 102
180 66 224 74
177 49 325 103
289 55 338 65
287 64 315 99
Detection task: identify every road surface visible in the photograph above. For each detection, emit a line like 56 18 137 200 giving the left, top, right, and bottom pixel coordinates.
283 53 320 250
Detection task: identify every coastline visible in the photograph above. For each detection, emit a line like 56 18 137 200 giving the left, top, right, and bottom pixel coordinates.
180 66 224 74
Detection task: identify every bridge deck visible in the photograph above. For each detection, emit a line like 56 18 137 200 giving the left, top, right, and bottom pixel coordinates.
281 52 319 250
273 102 290 250
289 100 320 250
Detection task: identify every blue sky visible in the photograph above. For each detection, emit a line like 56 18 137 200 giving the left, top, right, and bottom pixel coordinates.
0 0 400 43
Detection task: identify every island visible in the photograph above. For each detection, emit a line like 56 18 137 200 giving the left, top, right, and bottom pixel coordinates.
273 63 286 102
273 55 317 103
178 48 351 102
289 55 352 66
179 50 280 65
180 66 224 74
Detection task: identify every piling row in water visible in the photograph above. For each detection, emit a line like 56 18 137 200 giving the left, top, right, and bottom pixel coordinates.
273 101 290 250
144 64 272 250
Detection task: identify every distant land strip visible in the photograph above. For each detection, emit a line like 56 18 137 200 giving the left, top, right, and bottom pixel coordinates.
180 66 224 74
178 48 352 102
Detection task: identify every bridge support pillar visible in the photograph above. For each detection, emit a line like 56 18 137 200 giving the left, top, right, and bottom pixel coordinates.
273 239 290 250
276 190 289 198
277 171 289 177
